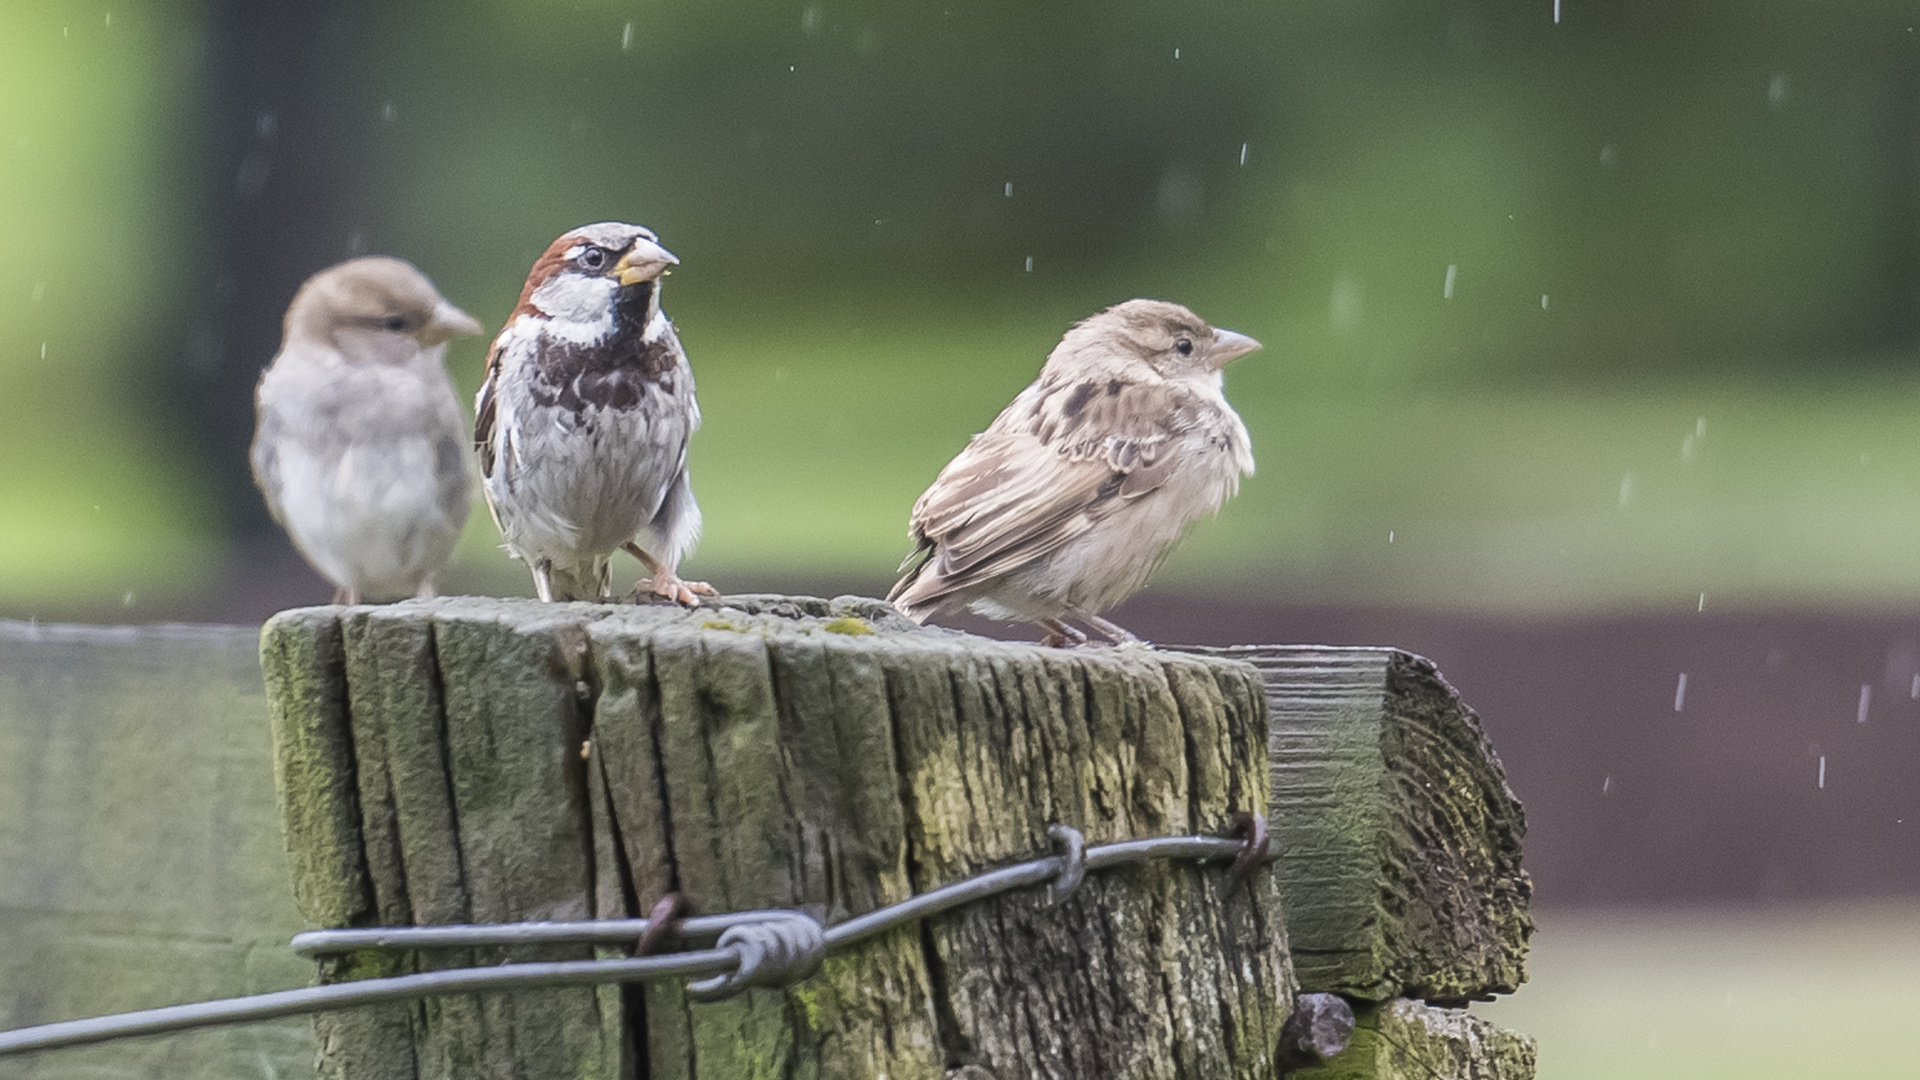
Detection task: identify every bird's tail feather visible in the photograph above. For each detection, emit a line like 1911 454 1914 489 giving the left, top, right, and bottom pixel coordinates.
545 559 610 602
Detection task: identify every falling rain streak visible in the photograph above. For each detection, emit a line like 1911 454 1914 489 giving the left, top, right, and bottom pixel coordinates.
1443 264 1457 300
1857 684 1871 724
1673 672 1688 712
1024 256 1033 273
1818 756 1827 789
1239 143 1248 166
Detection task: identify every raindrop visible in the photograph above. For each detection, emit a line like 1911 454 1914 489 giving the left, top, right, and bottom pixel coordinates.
1004 181 1013 197
381 101 396 123
789 65 796 72
1817 755 1826 789
120 591 135 608
1697 592 1706 612
104 13 112 28
622 21 634 51
1695 415 1706 438
1329 275 1362 329
1553 0 1562 24
1618 472 1633 509
1443 264 1457 300
1155 163 1203 223
1388 530 1395 543
1174 47 1181 59
1602 775 1613 794
1599 144 1618 167
1540 294 1550 310
40 342 46 360
1857 684 1871 724
1239 142 1248 166
1768 73 1790 107
1673 672 1688 712
1909 673 1917 699
1024 256 1033 273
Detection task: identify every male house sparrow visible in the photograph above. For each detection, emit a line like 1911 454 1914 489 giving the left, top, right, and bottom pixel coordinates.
251 257 482 604
890 299 1259 645
474 222 712 604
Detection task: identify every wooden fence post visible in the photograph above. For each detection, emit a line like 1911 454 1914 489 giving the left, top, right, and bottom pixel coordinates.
261 595 1293 1080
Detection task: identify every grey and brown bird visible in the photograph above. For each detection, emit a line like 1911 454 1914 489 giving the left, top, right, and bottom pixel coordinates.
889 299 1259 645
474 222 712 604
251 256 482 604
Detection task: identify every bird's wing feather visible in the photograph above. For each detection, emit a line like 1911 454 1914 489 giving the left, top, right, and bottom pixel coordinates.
899 377 1198 602
249 400 286 524
474 335 506 478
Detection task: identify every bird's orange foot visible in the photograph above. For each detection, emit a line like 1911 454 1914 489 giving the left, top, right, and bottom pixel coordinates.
1037 618 1089 648
632 575 717 607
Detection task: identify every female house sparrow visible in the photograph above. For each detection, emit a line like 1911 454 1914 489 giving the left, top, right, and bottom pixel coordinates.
890 299 1260 645
251 257 483 604
474 222 713 604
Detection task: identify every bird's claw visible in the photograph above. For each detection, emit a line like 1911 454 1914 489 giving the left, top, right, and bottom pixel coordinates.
632 576 716 608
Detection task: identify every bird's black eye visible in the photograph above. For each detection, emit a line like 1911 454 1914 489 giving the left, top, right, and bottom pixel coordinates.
382 315 410 332
577 246 608 271
1174 337 1194 356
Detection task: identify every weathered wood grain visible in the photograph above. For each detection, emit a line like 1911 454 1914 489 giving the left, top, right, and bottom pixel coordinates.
1184 646 1532 1005
262 595 1293 1080
1285 999 1537 1080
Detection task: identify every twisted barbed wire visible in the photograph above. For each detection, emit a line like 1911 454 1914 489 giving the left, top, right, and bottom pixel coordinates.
0 819 1268 1058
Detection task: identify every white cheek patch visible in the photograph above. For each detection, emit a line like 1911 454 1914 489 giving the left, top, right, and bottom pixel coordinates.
529 273 617 341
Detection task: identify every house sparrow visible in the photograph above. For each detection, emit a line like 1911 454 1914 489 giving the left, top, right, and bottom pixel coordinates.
251 257 483 605
474 222 712 604
889 299 1259 645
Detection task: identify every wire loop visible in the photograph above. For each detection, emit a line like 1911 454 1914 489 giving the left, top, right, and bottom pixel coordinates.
1047 824 1088 903
684 915 826 1001
1227 810 1271 893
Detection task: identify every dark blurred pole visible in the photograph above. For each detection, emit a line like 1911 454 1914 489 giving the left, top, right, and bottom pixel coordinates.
176 0 355 544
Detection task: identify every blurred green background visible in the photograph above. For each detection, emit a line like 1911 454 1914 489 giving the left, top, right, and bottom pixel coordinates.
8 0 1920 617
6 2 1920 1076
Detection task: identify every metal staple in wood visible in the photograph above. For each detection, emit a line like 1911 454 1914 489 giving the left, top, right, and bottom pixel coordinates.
0 820 1269 1058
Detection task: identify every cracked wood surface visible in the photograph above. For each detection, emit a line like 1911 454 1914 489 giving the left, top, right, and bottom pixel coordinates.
261 595 1294 1080
1184 646 1532 1005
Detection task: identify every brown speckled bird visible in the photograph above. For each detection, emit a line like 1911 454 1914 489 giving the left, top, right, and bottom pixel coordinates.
251 257 482 605
474 222 712 603
890 299 1259 645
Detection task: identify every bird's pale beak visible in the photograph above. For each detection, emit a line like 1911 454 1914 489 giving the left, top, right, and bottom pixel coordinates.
421 301 483 345
615 239 680 286
1210 328 1262 368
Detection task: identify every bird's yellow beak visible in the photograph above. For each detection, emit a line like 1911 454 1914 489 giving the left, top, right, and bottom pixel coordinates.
1210 328 1262 368
615 238 680 287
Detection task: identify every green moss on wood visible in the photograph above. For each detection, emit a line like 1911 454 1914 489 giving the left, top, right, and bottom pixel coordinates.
1287 999 1536 1080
